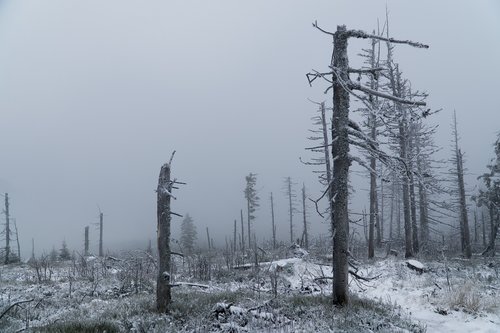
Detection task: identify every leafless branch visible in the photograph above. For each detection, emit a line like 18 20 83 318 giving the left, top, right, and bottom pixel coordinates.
312 20 335 36
348 67 386 75
0 299 35 320
168 150 176 165
348 81 426 106
347 29 429 48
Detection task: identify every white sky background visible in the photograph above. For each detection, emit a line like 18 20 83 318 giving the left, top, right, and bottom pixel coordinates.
0 0 499 257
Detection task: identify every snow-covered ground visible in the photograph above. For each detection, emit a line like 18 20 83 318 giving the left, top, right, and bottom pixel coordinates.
1 251 499 332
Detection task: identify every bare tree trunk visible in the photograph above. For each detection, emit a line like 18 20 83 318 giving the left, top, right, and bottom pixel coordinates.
386 45 413 257
240 209 245 252
319 102 334 235
331 25 350 305
400 128 413 258
368 36 379 258
270 192 276 249
286 177 294 244
14 219 21 262
389 180 395 241
483 206 498 256
31 238 35 261
457 150 472 258
233 219 237 253
482 210 487 247
452 111 472 258
368 166 376 258
379 166 384 244
409 132 419 254
247 199 252 249
397 183 402 240
395 70 413 258
474 210 478 245
99 212 103 257
156 154 175 313
206 227 211 250
84 226 89 256
301 184 309 249
416 135 429 249
4 193 10 264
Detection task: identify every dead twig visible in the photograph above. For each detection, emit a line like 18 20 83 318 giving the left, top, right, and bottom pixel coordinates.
0 299 35 320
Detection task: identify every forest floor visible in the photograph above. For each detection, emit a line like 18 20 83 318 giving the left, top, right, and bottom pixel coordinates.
1 248 500 332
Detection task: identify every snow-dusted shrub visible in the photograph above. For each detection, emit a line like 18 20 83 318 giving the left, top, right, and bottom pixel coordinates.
444 280 498 314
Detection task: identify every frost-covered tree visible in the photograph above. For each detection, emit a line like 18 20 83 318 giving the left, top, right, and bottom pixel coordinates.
244 173 259 248
475 133 500 256
307 22 428 305
449 111 472 258
283 176 297 244
302 101 334 235
180 213 197 255
59 240 71 260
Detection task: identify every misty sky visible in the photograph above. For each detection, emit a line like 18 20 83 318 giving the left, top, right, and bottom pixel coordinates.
0 1 499 258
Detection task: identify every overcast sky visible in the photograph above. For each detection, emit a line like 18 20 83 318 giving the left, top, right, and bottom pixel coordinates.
0 1 499 258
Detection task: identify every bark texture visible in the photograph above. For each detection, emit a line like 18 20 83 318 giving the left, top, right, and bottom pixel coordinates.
331 25 350 305
157 161 172 313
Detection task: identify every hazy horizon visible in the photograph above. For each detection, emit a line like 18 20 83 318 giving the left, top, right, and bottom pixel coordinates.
0 0 499 259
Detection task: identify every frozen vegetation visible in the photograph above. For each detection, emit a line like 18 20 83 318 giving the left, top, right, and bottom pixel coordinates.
1 246 500 332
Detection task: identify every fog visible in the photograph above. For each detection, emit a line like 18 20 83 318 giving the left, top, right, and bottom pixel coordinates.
0 0 499 258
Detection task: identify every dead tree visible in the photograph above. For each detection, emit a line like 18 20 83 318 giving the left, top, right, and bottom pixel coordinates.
13 219 21 262
156 151 184 313
98 211 104 257
408 123 419 254
451 111 472 258
240 209 245 252
475 133 500 256
482 210 487 247
301 184 309 249
284 177 296 244
244 173 259 248
233 219 237 253
303 101 334 233
363 34 382 259
4 193 11 264
307 22 427 305
415 123 430 248
84 226 89 256
206 227 211 250
31 238 35 261
474 210 478 245
270 192 277 249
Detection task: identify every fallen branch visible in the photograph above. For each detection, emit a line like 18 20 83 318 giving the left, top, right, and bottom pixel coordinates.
170 282 210 289
313 270 381 283
170 251 184 257
0 299 35 320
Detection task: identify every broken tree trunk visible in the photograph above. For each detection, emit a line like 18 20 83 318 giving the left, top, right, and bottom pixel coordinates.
301 184 309 249
4 193 10 264
331 25 351 305
156 152 176 313
84 226 89 256
270 192 277 249
99 212 103 257
240 209 245 252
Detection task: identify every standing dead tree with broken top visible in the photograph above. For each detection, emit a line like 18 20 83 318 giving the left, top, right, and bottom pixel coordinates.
156 151 185 313
307 22 428 305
